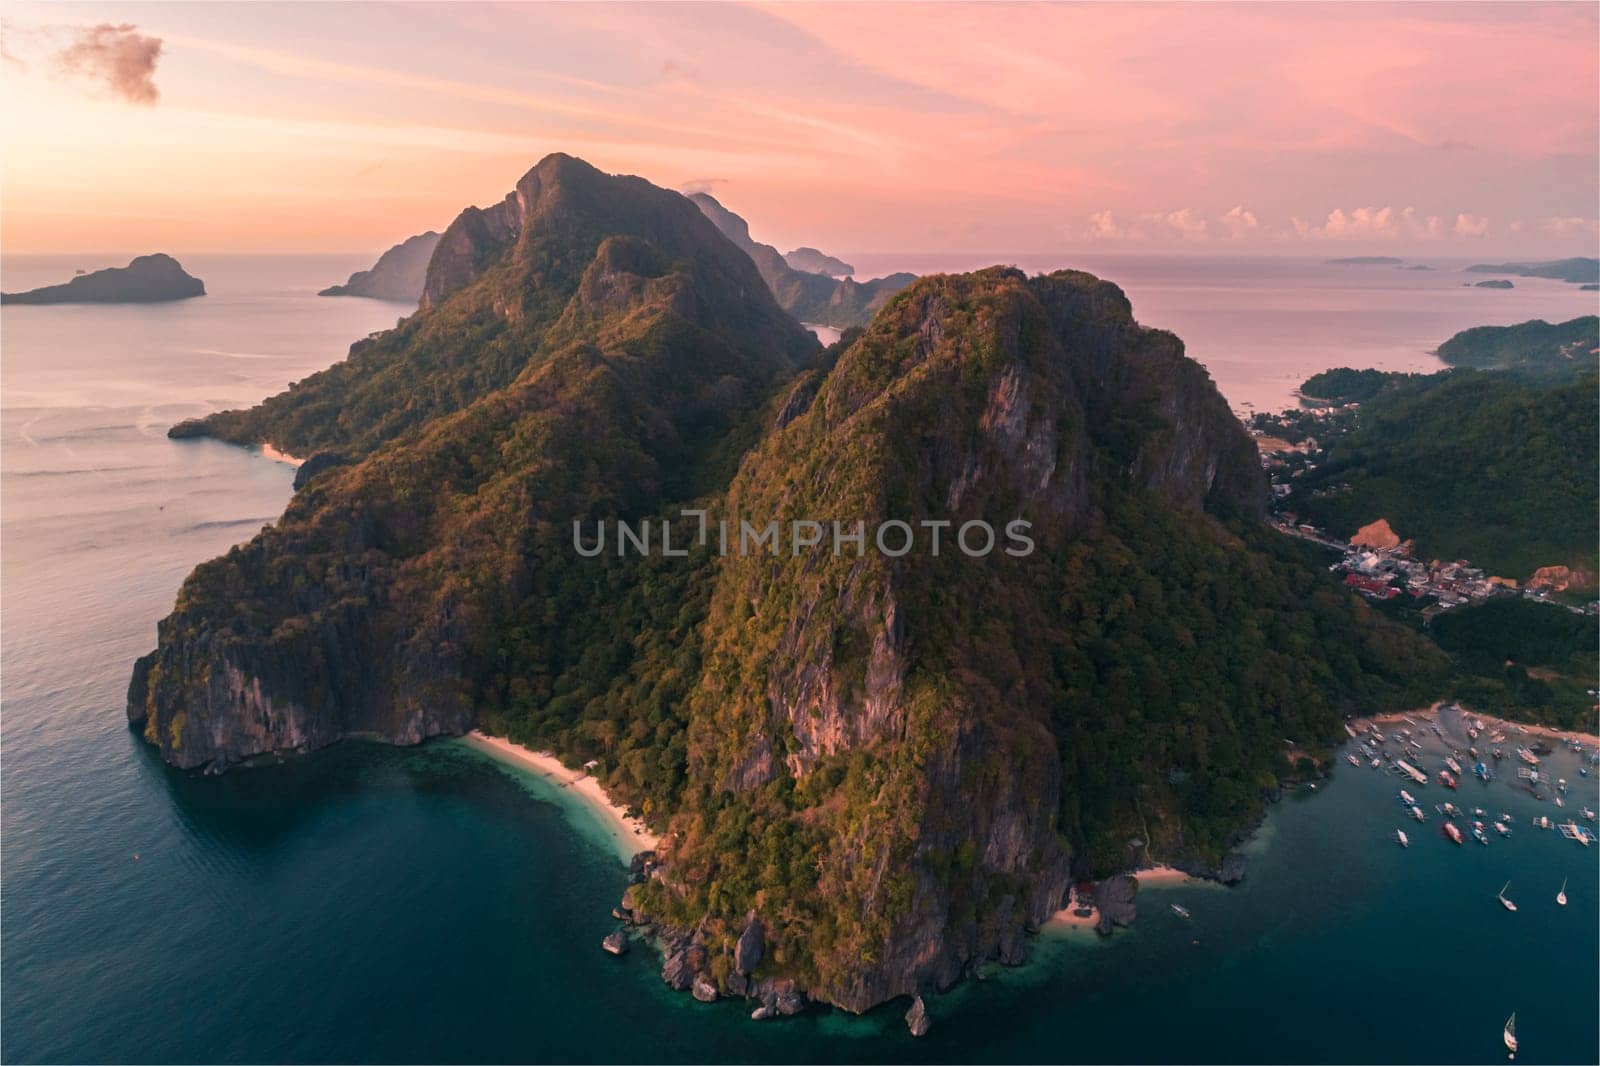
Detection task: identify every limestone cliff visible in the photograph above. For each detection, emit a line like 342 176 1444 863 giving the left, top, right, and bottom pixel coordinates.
319 231 440 303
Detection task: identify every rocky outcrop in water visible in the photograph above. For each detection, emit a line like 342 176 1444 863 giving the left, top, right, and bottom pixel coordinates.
2 254 204 304
320 232 440 303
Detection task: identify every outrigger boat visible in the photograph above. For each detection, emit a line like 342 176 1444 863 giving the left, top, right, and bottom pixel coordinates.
1346 753 1360 767
1446 756 1464 776
1396 829 1409 848
1169 903 1190 919
1399 789 1416 806
1494 822 1510 836
1498 882 1516 911
1504 1012 1517 1060
1438 770 1458 790
1410 805 1425 822
1444 823 1464 845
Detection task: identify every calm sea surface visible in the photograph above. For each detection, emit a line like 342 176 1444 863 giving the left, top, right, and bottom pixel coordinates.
3 254 1596 1064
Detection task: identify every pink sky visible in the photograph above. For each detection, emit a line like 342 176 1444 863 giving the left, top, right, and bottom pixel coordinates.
2 1 1596 256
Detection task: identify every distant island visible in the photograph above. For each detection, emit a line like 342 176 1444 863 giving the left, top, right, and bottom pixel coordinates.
1437 315 1598 374
689 192 914 328
1472 279 1514 289
1465 257 1599 284
1 254 205 304
1327 256 1403 265
782 246 854 277
320 231 441 303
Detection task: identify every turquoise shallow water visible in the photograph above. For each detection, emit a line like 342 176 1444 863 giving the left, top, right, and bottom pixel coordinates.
3 256 1596 1064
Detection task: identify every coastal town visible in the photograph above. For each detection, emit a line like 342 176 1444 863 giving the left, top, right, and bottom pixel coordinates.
1249 405 1600 618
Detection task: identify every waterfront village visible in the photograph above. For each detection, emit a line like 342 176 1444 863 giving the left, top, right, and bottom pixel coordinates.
1244 404 1600 619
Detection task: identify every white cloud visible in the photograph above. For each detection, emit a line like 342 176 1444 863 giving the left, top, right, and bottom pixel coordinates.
1220 205 1259 239
1453 213 1490 238
1541 216 1598 237
1162 208 1209 241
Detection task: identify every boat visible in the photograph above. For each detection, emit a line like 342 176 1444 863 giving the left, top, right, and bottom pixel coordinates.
1556 878 1567 906
1475 761 1490 781
1498 881 1516 911
1473 807 1487 818
1499 812 1513 823
1371 758 1381 769
1346 753 1360 767
1493 822 1510 836
1504 1012 1517 1060
1582 807 1596 822
1473 826 1489 845
1396 829 1409 848
1489 731 1506 744
1556 778 1567 793
1445 823 1463 845
1559 821 1593 846
1399 789 1416 806
1534 816 1553 830
1446 756 1463 775
1554 796 1564 809
1517 748 1540 767
1438 770 1458 790
1170 903 1190 919
1580 767 1590 778
1443 802 1460 818
1396 760 1428 785
1492 748 1504 761
1343 722 1358 739
1411 805 1425 822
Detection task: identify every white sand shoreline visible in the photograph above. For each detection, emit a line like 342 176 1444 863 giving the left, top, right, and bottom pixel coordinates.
259 442 304 467
461 731 660 857
1354 701 1599 751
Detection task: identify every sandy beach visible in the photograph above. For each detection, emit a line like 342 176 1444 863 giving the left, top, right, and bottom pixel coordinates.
259 442 304 467
462 731 660 856
1047 866 1194 930
1355 702 1599 751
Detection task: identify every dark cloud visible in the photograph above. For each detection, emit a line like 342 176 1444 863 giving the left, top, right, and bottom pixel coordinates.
56 23 162 104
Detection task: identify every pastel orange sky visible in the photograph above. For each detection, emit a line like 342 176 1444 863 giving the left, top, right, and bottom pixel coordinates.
2 1 1596 257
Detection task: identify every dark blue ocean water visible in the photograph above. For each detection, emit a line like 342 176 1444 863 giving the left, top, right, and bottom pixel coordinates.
3 255 1596 1064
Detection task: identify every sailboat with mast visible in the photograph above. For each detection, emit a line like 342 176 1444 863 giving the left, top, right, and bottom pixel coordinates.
1498 882 1517 911
1556 878 1567 906
1503 1012 1517 1060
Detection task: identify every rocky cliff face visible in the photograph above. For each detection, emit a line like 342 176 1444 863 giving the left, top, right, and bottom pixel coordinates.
2 254 204 304
319 231 440 303
129 154 816 769
629 268 1280 1011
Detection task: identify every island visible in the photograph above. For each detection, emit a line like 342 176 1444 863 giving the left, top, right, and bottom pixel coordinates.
689 192 914 328
1436 315 1598 374
1465 257 1600 284
319 231 440 303
1473 279 1514 289
128 152 1442 1021
2 253 205 304
782 246 854 277
1327 256 1403 265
